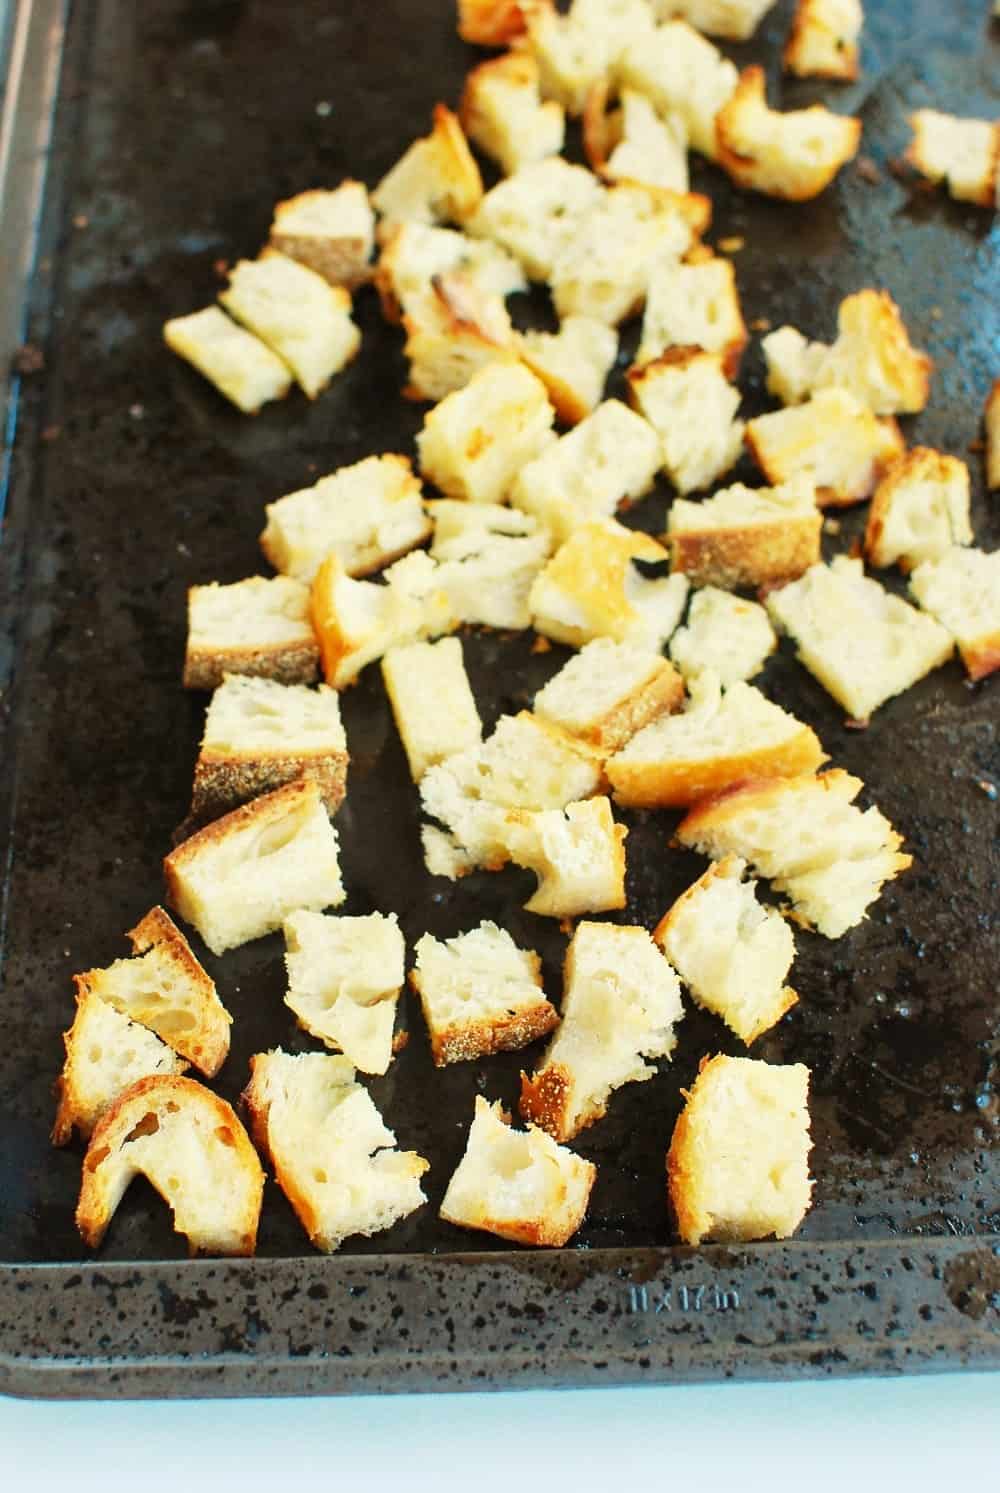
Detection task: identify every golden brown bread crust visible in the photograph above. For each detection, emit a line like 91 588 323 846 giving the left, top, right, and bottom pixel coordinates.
716 66 862 202
269 184 372 289
518 1062 578 1143
962 632 1000 682
241 1056 323 1249
581 77 614 178
864 447 959 570
457 0 529 46
608 726 827 809
554 660 686 755
517 340 605 426
310 555 351 686
432 102 484 221
783 0 860 81
409 972 560 1066
743 417 904 508
986 379 1000 491
189 750 348 827
667 514 822 590
183 638 320 692
666 1053 717 1245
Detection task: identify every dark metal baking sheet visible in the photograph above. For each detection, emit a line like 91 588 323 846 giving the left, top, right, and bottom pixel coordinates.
0 0 998 1397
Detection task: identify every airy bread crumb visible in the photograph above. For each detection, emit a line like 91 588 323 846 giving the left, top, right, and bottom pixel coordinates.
416 360 555 505
269 181 374 289
460 51 565 176
746 388 905 507
428 499 553 629
783 0 864 81
375 221 526 322
533 637 685 753
638 256 746 376
669 587 777 685
628 347 744 494
666 475 822 588
371 104 483 228
402 271 518 401
184 575 319 692
906 109 1000 209
716 66 861 200
163 306 291 414
518 316 618 425
909 546 1000 682
283 910 405 1075
502 796 628 917
618 20 739 160
310 550 455 689
584 85 690 194
382 636 482 782
465 157 602 281
864 448 972 572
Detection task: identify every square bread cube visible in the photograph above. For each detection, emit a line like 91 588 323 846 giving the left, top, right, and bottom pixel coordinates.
465 156 602 281
283 910 405 1076
906 109 1000 209
163 307 292 414
183 575 319 692
638 257 746 376
269 181 374 289
584 86 690 194
669 587 776 684
628 348 744 494
460 51 565 176
371 104 483 229
526 0 654 116
666 476 822 588
417 361 555 504
375 221 527 322
518 316 618 426
716 66 861 200
533 637 685 753
864 448 972 572
310 550 456 689
656 1 779 42
382 636 482 782
909 546 1000 682
618 19 739 159
784 0 864 81
428 500 553 629
987 380 1000 490
501 795 628 917
402 272 517 402
746 389 905 507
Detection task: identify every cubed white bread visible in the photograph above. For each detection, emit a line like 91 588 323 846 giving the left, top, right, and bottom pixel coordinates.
458 0 530 46
669 587 777 684
864 448 972 572
676 769 911 937
402 271 518 401
666 475 822 588
375 221 527 322
909 546 1000 682
382 636 482 782
746 389 905 507
427 497 547 554
628 348 743 494
783 0 864 81
416 361 556 504
164 778 345 956
637 256 746 377
668 1055 812 1244
520 921 684 1141
310 550 455 689
73 906 230 1076
533 637 685 752
371 104 483 228
618 20 739 160
906 109 1000 209
242 1051 428 1253
518 316 619 426
163 307 292 414
283 910 404 1075
219 251 361 398
502 796 628 917
767 555 953 720
260 454 430 585
183 575 319 691
52 987 188 1145
465 157 603 281
433 527 552 629
526 0 654 116
460 50 565 176
584 85 690 194
77 1076 264 1255
510 399 661 544
269 181 374 289
440 1097 596 1246
987 380 1000 489
411 921 557 1065
716 67 861 200
653 1 778 40
654 857 796 1044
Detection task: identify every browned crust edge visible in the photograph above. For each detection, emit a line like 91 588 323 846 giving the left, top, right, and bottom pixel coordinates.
744 418 904 508
189 750 348 828
905 115 1000 210
608 727 827 810
782 1 861 82
518 1062 577 1142
667 513 822 589
985 378 1000 490
409 970 559 1066
716 67 862 203
457 0 529 47
183 638 320 692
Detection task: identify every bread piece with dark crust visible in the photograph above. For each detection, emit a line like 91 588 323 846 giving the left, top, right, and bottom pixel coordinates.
666 476 821 588
783 0 863 82
269 181 374 290
183 576 319 692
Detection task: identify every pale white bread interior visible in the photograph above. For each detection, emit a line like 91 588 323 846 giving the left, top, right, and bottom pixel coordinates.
416 360 555 505
219 251 361 399
532 637 685 753
666 475 822 588
501 795 628 917
283 910 405 1076
382 636 482 782
607 670 826 808
183 575 319 691
76 1075 264 1255
163 307 291 414
618 20 739 159
783 0 864 81
460 50 565 176
909 546 1000 682
637 256 746 376
627 348 744 494
525 0 654 116
986 380 1000 490
269 181 375 289
260 454 431 583
864 448 972 571
428 497 545 553
410 920 556 1065
669 586 777 685
510 399 661 544
766 555 953 720
518 316 618 426
310 550 455 689
906 109 1000 209
375 220 526 322
653 1 778 41
164 778 345 956
585 85 690 194
457 0 529 46
370 104 482 228
668 1055 812 1245
242 1051 428 1253
520 921 684 1142
654 856 796 1045
428 502 552 630
402 271 518 402
440 1097 596 1247
746 388 905 507
715 66 861 200
676 769 911 938
53 986 188 1145
465 156 602 281
530 520 690 650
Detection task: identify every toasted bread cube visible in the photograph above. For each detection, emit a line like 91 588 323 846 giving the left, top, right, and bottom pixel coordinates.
502 796 628 917
767 555 953 720
403 271 518 401
219 252 360 399
585 85 690 194
382 636 482 782
666 476 822 588
243 1051 428 1252
164 779 345 956
441 1097 596 1246
77 1076 263 1255
465 157 603 281
184 575 319 691
987 380 1000 490
526 0 654 117
865 449 972 572
746 389 905 507
638 257 746 376
417 361 556 504
163 307 292 414
310 551 455 688
432 516 552 629
371 104 483 229
520 922 684 1141
668 1056 812 1245
910 547 1000 682
411 921 557 1065
283 911 404 1075
458 0 529 45
783 0 864 81
906 109 1000 209
518 317 618 426
375 221 527 322
618 20 739 160
653 1 778 40
716 66 861 200
669 587 777 684
460 51 565 176
628 348 743 494
533 638 685 752
269 181 374 289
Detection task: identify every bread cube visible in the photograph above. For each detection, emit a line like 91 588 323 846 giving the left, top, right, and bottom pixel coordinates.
184 575 319 691
666 476 822 588
283 910 405 1075
628 348 743 494
310 550 455 688
371 104 483 228
653 1 778 40
618 20 739 159
430 504 552 629
584 85 689 194
909 546 1000 681
375 221 527 322
460 50 565 176
669 587 776 684
382 636 482 782
783 0 864 81
518 316 618 426
533 637 685 753
746 389 905 506
987 380 1000 490
865 448 972 572
502 796 628 917
458 0 529 46
417 361 556 504
526 0 654 116
163 306 292 414
403 271 517 401
906 109 1000 209
716 66 861 200
638 256 746 376
465 157 602 281
269 181 374 289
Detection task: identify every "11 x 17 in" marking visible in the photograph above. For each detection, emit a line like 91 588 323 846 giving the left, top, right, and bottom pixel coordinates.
625 1284 742 1314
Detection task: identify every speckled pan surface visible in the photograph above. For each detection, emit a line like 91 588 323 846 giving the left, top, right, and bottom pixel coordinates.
0 0 997 1397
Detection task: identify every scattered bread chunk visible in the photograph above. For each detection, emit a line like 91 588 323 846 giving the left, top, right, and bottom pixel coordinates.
243 1051 428 1252
219 251 361 399
637 256 746 377
864 448 972 572
909 546 1000 682
584 84 690 194
628 348 744 494
618 20 739 160
310 550 455 689
163 307 292 414
716 66 861 200
458 0 529 46
784 0 864 81
502 796 628 917
654 857 796 1044
417 360 555 505
382 636 482 782
520 921 684 1141
375 221 527 322
183 575 319 691
260 454 431 584
518 316 618 426
666 476 822 588
465 157 603 281
164 778 345 956
654 1 778 41
411 921 557 1065
767 555 953 720
440 1097 595 1246
77 1075 263 1255
460 51 565 176
668 1056 812 1244
269 181 374 289
371 104 483 229
669 587 777 684
402 271 518 401
525 0 654 117
429 500 552 629
986 379 1000 489
906 109 1000 209
533 638 685 753
746 389 905 507
283 910 405 1076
